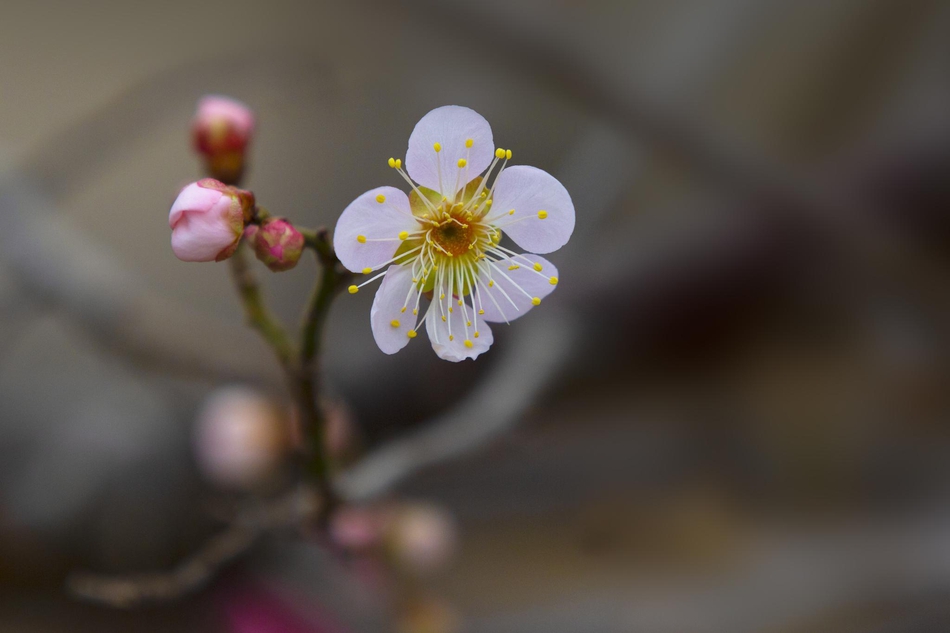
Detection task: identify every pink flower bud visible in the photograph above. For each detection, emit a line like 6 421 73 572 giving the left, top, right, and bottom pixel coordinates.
248 218 305 272
192 95 255 184
169 179 253 262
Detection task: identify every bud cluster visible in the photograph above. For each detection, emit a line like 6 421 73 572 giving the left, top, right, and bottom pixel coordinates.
169 96 305 271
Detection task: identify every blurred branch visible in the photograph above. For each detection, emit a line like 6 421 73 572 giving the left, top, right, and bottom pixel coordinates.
336 311 577 501
0 193 273 387
0 174 284 386
67 486 320 608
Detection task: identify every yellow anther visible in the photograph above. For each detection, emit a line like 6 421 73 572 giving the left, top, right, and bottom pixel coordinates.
449 335 455 341
478 309 485 315
395 159 402 169
457 299 463 306
492 234 501 244
440 293 445 300
474 331 480 338
433 142 442 152
533 263 543 272
457 158 467 168
506 149 512 160
357 235 367 243
495 148 506 159
449 307 454 313
480 191 488 198
407 330 417 339
488 280 494 287
441 315 446 322
348 285 359 294
376 194 386 203
413 308 418 315
484 200 493 207
549 276 558 285
531 297 541 306
466 320 472 327
509 209 515 215
478 253 486 259
508 265 520 271
390 319 400 328
388 157 396 168
398 231 409 240
464 340 473 348
362 267 372 275
465 138 474 148
400 307 407 313
538 210 548 219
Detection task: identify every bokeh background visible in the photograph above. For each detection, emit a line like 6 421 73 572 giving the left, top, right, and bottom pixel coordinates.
1 0 950 631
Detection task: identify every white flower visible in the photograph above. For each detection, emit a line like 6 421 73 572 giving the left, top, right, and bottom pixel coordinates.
334 106 575 362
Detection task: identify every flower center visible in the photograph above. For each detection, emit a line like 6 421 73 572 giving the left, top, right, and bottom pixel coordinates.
430 217 477 257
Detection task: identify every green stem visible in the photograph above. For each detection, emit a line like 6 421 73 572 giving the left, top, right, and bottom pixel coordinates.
228 246 296 369
298 229 351 498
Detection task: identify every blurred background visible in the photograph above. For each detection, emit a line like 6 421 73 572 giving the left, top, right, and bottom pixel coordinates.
1 0 950 631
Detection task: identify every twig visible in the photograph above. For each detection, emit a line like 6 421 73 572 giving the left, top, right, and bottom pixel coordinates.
298 228 352 489
67 487 321 608
228 246 296 369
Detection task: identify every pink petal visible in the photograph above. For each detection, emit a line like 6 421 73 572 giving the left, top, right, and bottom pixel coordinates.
425 301 493 362
370 264 421 355
490 166 575 254
477 254 559 323
406 106 493 198
169 182 222 228
171 195 241 262
333 187 420 273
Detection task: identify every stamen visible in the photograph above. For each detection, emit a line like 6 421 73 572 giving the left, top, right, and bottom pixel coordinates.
376 194 386 204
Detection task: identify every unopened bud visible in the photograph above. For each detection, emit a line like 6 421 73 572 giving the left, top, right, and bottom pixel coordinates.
192 95 255 185
248 218 305 272
169 179 254 262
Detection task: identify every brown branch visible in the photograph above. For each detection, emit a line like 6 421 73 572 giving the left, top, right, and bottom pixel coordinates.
67 487 321 608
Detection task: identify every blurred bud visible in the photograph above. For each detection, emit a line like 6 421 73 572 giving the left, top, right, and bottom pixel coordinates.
329 506 386 551
248 218 305 272
193 386 289 489
169 179 254 262
192 95 255 184
398 597 459 633
387 504 457 576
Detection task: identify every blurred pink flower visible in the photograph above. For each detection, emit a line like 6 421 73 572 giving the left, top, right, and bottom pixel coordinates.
246 218 305 272
193 386 288 489
169 179 252 262
387 504 456 576
334 105 574 361
193 95 255 183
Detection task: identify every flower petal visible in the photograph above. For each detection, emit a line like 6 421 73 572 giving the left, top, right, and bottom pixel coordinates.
490 166 575 254
370 264 422 355
476 254 559 323
334 187 420 273
171 195 242 262
425 299 493 362
406 106 493 199
169 182 222 228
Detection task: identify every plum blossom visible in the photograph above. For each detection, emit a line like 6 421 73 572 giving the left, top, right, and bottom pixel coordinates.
169 179 253 262
334 106 574 362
